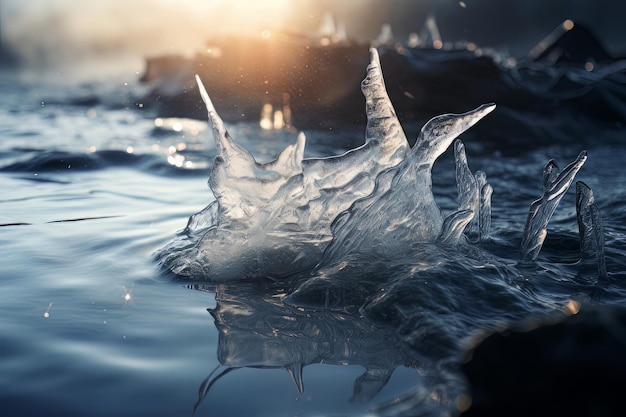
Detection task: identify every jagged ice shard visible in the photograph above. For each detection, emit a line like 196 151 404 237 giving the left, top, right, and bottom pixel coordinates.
156 47 603 283
520 152 588 262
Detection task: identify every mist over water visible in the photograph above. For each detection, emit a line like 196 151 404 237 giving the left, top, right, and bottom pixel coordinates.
3 0 625 78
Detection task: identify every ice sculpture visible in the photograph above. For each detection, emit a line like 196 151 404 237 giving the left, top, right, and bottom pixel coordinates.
156 48 494 279
520 152 587 262
156 48 415 279
157 46 603 283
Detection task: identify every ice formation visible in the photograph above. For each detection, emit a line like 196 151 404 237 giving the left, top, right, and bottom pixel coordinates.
156 47 604 282
576 181 607 279
156 47 609 414
520 152 588 262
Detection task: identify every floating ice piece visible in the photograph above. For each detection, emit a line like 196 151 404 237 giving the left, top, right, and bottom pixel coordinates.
576 181 607 279
521 151 587 262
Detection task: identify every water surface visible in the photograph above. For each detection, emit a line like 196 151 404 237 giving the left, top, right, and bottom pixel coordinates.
1 63 625 417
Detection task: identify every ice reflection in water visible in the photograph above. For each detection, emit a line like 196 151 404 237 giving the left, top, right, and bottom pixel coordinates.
191 282 470 416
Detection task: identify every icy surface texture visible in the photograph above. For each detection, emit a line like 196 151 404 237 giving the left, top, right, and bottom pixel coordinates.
320 105 495 264
452 139 492 242
521 151 587 262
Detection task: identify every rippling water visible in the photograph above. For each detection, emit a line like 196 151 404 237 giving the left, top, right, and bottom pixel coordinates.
1 58 626 417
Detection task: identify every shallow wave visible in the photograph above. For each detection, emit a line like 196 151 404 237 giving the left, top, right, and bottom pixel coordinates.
1 150 150 171
0 150 213 179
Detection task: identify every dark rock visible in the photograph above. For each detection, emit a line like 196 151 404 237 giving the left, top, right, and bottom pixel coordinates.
461 305 626 417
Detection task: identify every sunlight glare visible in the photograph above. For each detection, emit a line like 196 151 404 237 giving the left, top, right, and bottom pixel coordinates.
564 300 581 315
273 110 284 129
171 121 183 132
122 286 134 307
562 19 575 31
217 0 292 35
43 302 53 318
260 103 273 130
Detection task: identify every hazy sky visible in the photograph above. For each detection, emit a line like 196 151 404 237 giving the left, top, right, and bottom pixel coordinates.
2 0 624 75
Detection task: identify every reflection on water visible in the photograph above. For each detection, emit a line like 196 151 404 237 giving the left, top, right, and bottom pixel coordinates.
191 282 469 416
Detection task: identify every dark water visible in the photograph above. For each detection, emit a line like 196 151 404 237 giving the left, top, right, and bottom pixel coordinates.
1 55 626 417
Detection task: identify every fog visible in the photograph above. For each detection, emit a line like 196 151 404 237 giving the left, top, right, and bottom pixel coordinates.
1 0 624 78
